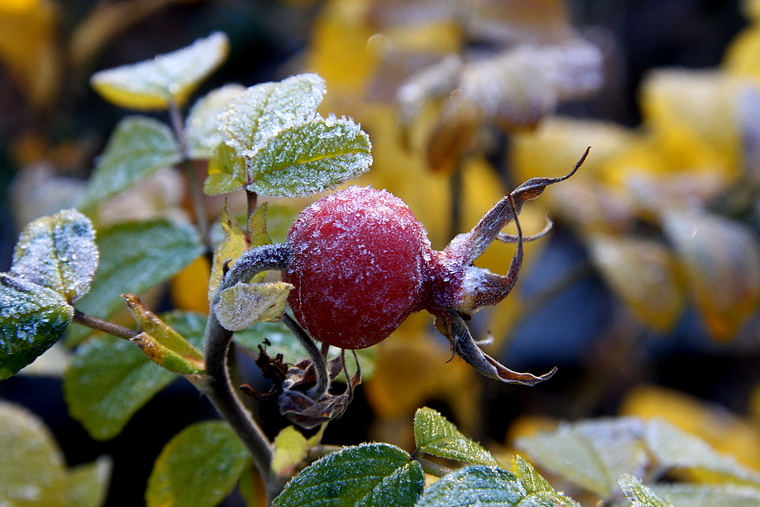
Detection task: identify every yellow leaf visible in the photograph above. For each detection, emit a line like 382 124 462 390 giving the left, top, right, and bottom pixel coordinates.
90 32 229 110
171 255 210 314
0 0 59 108
587 233 685 333
621 385 760 473
511 116 634 184
663 209 760 342
305 0 377 98
638 68 743 183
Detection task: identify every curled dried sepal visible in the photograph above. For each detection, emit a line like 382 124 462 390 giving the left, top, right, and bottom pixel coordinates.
458 147 589 263
434 310 556 386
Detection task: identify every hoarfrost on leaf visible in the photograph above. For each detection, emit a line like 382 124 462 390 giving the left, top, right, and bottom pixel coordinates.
0 274 74 380
215 281 293 331
79 116 182 211
11 209 98 304
247 116 372 197
218 73 326 159
90 32 230 110
186 84 245 159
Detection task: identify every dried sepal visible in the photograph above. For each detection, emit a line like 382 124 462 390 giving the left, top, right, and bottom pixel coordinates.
434 310 556 386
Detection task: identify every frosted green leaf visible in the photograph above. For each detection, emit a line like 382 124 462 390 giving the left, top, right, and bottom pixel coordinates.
0 274 74 380
146 421 248 507
413 407 499 466
513 454 581 506
64 312 205 440
246 115 372 197
186 84 245 159
91 32 230 110
0 401 72 506
416 466 525 507
69 456 112 507
272 443 416 507
645 419 760 484
79 116 181 211
203 142 248 195
218 73 326 159
619 475 673 507
650 483 760 507
273 426 310 479
72 219 203 331
11 209 98 304
354 462 424 507
215 281 293 331
515 417 649 498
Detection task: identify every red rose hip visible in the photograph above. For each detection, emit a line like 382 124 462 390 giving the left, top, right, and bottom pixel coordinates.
285 186 431 349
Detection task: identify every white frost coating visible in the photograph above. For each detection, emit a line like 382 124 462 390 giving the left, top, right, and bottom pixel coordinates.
217 73 326 159
90 32 230 105
215 282 293 331
11 209 99 303
186 84 246 159
247 117 372 198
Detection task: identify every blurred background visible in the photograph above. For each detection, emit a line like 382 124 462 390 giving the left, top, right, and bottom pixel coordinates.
3 0 760 504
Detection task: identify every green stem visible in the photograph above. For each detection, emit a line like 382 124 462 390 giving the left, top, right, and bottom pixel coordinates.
202 243 291 501
282 312 330 400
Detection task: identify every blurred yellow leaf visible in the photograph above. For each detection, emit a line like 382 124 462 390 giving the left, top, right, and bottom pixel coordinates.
511 116 635 183
306 0 377 99
587 233 685 333
364 312 480 434
663 210 760 342
0 0 59 108
639 69 743 183
171 254 210 314
465 0 574 45
90 31 229 110
741 0 760 20
621 385 760 473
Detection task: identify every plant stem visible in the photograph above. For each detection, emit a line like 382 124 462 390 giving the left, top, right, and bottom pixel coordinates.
72 309 139 340
282 312 330 400
202 243 291 501
168 99 212 254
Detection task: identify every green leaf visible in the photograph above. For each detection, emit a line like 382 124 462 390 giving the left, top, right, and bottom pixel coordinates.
11 209 98 303
515 417 649 498
513 454 581 505
91 32 230 110
413 407 499 466
649 483 760 507
186 84 245 160
619 474 674 507
215 281 293 331
79 116 181 211
246 116 372 197
64 311 205 440
272 426 310 480
69 456 113 507
645 419 760 484
130 332 205 375
203 142 248 195
146 421 248 507
354 461 424 507
218 73 326 159
123 294 204 365
0 274 74 380
72 219 203 333
416 466 526 506
272 443 419 507
0 401 69 506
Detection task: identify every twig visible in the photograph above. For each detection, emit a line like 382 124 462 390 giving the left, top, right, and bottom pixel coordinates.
72 309 139 340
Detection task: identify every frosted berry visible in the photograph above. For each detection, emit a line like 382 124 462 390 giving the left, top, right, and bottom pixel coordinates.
285 186 431 349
